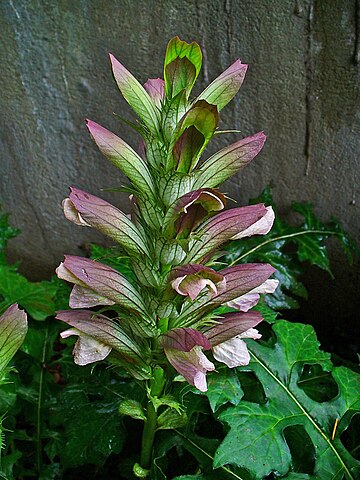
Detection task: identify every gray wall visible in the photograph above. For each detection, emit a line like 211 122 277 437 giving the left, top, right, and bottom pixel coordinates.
0 0 359 288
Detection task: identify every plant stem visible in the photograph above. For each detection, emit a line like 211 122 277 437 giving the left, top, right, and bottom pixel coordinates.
140 401 158 470
36 324 49 473
139 367 165 473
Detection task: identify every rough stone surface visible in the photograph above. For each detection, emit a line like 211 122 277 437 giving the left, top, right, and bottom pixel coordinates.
0 1 359 347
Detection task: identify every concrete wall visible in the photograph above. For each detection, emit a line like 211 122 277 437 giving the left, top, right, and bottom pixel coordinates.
0 1 359 339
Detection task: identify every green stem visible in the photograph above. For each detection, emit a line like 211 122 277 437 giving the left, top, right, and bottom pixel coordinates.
139 367 165 473
229 230 340 266
36 324 49 473
140 402 158 470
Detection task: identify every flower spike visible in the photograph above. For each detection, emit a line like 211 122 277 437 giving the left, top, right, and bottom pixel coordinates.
60 37 277 399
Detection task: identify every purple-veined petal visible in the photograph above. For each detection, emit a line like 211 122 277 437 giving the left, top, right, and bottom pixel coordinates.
198 59 248 111
86 119 156 197
64 187 149 256
164 345 214 392
0 304 27 373
61 328 112 365
164 188 226 238
212 328 261 368
144 78 165 108
57 310 147 361
109 53 160 134
161 327 212 352
227 279 279 311
174 263 275 327
193 132 266 189
232 206 275 239
69 285 115 308
205 310 263 346
63 198 91 226
160 328 214 391
169 264 225 301
186 204 268 263
56 256 150 319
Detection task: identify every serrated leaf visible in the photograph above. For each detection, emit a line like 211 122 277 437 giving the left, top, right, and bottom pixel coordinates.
0 266 56 321
118 399 146 420
206 368 243 412
156 408 188 430
223 187 357 310
51 387 125 468
214 320 360 479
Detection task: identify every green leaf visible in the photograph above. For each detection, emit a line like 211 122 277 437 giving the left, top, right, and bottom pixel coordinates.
118 399 146 420
223 187 357 310
162 90 188 142
51 387 126 468
214 320 360 479
164 37 202 100
206 368 243 413
0 450 22 480
0 211 20 266
0 266 56 321
156 408 188 430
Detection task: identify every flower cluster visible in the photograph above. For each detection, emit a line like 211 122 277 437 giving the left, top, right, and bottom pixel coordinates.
56 37 277 391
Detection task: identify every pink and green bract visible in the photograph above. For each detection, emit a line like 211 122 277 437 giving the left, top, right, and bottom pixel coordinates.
56 36 278 393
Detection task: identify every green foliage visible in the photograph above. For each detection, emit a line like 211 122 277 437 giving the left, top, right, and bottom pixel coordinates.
0 211 19 266
213 321 360 479
224 187 358 309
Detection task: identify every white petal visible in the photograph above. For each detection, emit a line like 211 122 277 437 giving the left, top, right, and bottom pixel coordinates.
69 285 115 308
227 293 260 312
56 262 81 284
232 206 275 240
171 276 187 296
62 198 91 227
60 327 81 339
226 279 279 311
213 337 251 368
73 336 112 366
239 328 262 340
250 279 279 295
61 328 111 365
194 371 208 392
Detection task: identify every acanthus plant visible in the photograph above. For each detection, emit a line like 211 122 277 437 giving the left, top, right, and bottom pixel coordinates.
56 37 278 476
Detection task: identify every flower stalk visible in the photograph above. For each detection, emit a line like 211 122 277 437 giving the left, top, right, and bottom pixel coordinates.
56 36 278 473
139 367 166 473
